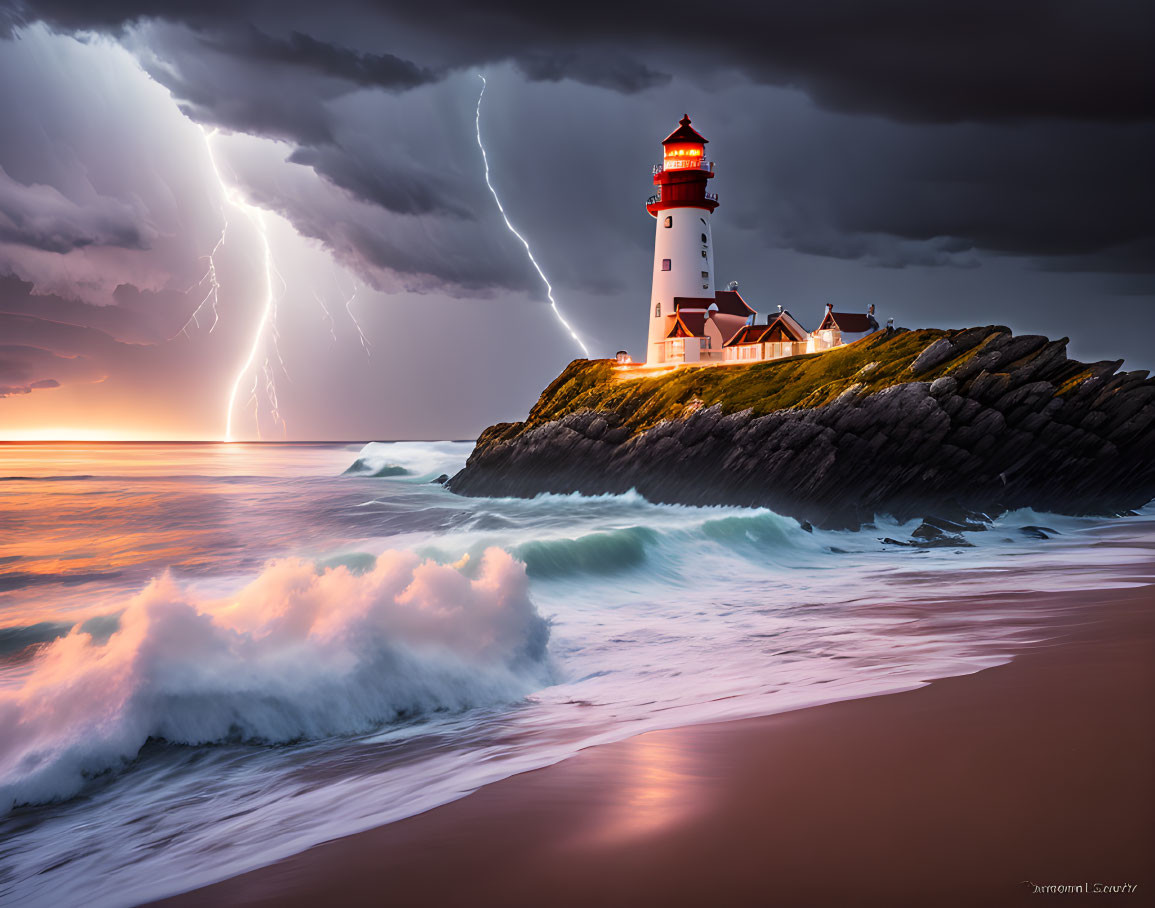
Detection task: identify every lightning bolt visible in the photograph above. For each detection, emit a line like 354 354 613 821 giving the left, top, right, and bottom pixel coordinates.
198 127 282 443
340 277 371 356
312 290 338 345
474 74 590 359
181 216 226 337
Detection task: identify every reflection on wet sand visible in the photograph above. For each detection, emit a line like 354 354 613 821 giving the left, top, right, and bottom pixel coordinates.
572 730 712 847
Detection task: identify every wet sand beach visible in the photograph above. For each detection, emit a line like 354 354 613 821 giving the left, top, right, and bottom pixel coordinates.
159 581 1155 908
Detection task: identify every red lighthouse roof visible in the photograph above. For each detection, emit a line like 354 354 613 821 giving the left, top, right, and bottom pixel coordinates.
662 114 708 146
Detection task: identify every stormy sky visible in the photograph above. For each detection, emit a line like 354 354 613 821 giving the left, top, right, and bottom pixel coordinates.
0 1 1151 440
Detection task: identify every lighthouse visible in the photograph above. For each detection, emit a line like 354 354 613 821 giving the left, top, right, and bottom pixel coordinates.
645 115 722 364
627 115 879 367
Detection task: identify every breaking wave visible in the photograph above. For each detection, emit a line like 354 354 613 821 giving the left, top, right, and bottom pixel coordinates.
515 527 659 578
343 441 473 482
0 615 120 663
0 548 550 811
343 458 410 477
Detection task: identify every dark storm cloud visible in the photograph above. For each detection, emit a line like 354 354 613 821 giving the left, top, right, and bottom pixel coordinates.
0 275 185 344
9 0 1148 285
287 146 472 219
219 129 540 295
721 111 1155 272
9 0 1150 280
0 164 152 253
513 52 670 94
132 22 439 144
0 319 112 397
9 0 1153 123
406 0 1155 122
1035 238 1155 277
5 1 1152 293
0 25 229 304
131 22 341 144
200 25 436 90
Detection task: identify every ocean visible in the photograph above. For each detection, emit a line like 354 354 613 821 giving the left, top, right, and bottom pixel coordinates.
1 441 1152 906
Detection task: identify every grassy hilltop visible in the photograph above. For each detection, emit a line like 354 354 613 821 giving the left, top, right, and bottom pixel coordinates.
479 326 1112 450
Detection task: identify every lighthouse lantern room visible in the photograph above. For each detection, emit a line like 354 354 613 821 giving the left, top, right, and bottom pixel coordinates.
645 115 724 364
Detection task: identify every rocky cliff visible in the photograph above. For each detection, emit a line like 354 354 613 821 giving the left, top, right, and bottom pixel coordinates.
448 327 1155 529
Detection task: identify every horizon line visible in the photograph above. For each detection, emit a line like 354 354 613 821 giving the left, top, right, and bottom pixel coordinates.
0 438 478 445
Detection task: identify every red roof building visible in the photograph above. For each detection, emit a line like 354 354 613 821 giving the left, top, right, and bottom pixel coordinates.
817 308 878 335
710 290 756 318
723 324 772 347
666 311 709 338
722 309 811 362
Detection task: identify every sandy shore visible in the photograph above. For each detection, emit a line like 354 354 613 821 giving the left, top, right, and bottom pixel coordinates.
159 583 1155 908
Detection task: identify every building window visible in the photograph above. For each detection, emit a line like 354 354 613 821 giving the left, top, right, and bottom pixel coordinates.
701 233 708 243
661 259 671 271
654 302 661 317
664 216 673 228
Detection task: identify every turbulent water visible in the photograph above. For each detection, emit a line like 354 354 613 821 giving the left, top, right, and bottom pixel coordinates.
1 441 1152 907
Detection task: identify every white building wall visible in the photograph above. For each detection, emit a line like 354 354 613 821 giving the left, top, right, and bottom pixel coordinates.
807 329 839 354
647 206 714 363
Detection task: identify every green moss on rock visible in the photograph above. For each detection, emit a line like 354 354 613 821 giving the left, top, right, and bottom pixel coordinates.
515 328 958 440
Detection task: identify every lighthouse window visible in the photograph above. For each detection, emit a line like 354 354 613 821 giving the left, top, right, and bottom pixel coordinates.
701 233 708 244
701 250 707 258
701 271 709 279
664 216 673 228
661 259 671 271
654 302 661 317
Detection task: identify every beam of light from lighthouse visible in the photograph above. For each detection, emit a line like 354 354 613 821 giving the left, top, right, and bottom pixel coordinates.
198 126 278 442
474 74 590 358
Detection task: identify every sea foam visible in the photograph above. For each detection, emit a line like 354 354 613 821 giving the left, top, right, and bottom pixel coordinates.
0 547 550 811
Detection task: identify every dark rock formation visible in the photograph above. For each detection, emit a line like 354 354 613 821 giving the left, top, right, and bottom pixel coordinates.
449 327 1155 529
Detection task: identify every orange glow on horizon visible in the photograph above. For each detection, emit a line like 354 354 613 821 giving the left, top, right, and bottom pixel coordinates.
0 427 219 442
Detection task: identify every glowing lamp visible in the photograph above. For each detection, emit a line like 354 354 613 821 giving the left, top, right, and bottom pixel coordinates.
663 142 704 170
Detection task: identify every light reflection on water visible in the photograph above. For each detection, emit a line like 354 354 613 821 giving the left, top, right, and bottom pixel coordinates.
0 442 471 618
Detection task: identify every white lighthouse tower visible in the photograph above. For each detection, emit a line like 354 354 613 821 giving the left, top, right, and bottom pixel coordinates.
645 115 720 364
